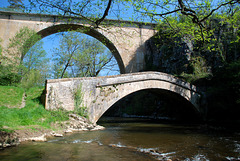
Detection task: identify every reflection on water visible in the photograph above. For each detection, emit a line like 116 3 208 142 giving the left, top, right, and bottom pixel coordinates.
0 118 240 161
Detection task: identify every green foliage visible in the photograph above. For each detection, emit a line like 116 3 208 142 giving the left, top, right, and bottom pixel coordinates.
0 86 24 108
22 40 49 72
8 0 25 10
52 31 116 78
0 37 22 86
212 60 240 103
145 9 240 83
25 86 45 101
206 60 240 120
73 84 88 117
180 56 211 83
7 26 41 63
0 65 21 86
0 105 69 129
20 69 46 90
3 27 50 89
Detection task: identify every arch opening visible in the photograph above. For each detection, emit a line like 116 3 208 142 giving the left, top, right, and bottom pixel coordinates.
37 24 125 74
98 88 201 123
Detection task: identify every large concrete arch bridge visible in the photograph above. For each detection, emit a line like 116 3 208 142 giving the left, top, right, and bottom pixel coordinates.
45 72 202 123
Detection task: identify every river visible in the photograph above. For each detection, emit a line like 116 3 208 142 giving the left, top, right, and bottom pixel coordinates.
0 117 239 161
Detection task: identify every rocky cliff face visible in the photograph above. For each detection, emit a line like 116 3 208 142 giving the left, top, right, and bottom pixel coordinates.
144 34 192 75
143 20 240 77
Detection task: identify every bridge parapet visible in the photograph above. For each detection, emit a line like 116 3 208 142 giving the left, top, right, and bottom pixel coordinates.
45 72 201 123
95 72 197 91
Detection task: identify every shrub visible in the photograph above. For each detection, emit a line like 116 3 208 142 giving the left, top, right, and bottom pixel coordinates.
0 65 21 86
73 84 88 117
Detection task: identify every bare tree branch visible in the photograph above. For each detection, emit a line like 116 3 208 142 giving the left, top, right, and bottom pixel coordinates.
95 0 112 27
200 0 238 22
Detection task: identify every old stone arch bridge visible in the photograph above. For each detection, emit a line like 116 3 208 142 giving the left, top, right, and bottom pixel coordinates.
45 72 201 123
0 10 157 73
0 11 203 123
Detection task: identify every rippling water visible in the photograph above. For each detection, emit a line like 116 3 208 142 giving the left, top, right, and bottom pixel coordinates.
0 118 240 161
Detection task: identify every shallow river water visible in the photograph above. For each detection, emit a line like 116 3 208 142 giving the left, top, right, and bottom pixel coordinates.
0 118 240 161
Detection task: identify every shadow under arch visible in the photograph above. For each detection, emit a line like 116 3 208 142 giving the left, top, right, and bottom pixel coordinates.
97 87 201 123
37 24 125 74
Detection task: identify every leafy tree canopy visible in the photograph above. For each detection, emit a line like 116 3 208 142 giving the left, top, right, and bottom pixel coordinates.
52 31 118 78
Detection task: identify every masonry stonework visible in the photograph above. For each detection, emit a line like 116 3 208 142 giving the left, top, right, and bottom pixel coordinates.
45 72 201 123
0 11 156 73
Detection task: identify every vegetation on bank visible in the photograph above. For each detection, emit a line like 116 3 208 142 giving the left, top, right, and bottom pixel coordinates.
206 60 240 120
0 86 24 108
0 86 70 132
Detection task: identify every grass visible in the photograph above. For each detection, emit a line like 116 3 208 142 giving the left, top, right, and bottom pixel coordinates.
25 86 45 101
0 86 24 108
0 86 70 132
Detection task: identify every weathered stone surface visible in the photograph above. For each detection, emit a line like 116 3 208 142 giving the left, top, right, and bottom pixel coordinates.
27 134 47 142
0 11 156 73
0 131 19 149
144 34 192 75
45 71 202 124
59 114 105 131
143 20 240 75
51 133 63 137
64 129 73 133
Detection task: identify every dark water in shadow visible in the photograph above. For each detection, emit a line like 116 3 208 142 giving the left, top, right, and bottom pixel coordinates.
0 118 240 160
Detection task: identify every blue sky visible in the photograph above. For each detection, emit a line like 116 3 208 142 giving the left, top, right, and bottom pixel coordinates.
40 33 120 77
0 0 9 7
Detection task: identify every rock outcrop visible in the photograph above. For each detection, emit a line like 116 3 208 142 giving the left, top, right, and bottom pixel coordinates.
143 19 240 76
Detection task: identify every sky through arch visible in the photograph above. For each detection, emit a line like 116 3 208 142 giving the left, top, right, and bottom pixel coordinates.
23 31 120 79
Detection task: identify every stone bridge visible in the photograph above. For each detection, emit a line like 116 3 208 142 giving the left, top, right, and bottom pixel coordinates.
0 10 156 73
45 72 201 123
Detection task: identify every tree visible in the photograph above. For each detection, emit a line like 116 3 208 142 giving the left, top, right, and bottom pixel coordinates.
27 0 113 27
52 31 82 78
24 0 240 56
1 27 50 88
73 38 115 77
8 0 25 10
7 26 41 65
26 0 239 27
52 31 117 78
21 40 50 88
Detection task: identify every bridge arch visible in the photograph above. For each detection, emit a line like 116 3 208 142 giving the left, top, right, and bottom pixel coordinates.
1 11 157 73
101 88 200 120
91 76 200 123
37 24 125 74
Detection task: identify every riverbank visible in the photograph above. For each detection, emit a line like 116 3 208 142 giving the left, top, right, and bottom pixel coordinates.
0 114 104 149
0 86 105 149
